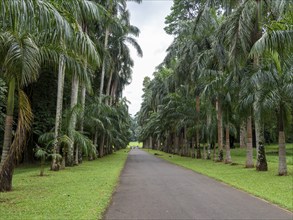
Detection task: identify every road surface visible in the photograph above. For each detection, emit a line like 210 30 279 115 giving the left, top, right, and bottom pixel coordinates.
104 149 293 219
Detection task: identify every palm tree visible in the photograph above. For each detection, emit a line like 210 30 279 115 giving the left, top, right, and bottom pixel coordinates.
218 0 292 168
0 0 72 191
98 0 142 103
250 7 293 174
57 0 101 166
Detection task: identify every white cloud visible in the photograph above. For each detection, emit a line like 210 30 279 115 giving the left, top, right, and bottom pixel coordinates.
124 1 174 116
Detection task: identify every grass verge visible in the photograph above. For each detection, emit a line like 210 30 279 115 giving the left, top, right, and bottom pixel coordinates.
0 149 129 220
143 144 293 212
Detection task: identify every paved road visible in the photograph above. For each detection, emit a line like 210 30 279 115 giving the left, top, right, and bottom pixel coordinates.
104 149 293 220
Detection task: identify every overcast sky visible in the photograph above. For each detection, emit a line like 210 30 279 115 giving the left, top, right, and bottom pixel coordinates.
124 1 174 116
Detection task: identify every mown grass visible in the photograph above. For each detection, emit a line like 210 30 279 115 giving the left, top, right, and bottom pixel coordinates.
144 144 293 212
0 149 129 220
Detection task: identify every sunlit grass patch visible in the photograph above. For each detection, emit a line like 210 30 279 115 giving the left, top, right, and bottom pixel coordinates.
0 150 129 220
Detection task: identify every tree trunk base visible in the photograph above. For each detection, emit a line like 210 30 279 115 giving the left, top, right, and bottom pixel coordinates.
217 150 223 162
256 163 267 171
196 146 201 159
256 144 268 171
51 162 60 171
0 154 15 192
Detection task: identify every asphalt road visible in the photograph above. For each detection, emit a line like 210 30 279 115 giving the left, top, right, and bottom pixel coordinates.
104 149 293 220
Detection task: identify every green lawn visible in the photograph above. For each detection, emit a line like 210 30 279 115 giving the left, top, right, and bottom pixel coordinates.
0 149 129 220
144 144 293 212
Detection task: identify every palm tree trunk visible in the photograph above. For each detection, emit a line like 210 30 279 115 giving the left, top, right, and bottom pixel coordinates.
157 139 160 151
0 147 15 191
174 135 179 154
240 121 246 148
99 28 109 104
92 129 98 160
0 90 32 191
207 113 211 159
106 68 114 105
164 132 168 153
191 137 195 158
253 0 263 156
225 124 232 163
67 73 79 166
108 138 113 154
52 55 65 171
166 132 171 153
79 85 86 131
99 134 105 158
149 136 153 149
179 132 183 156
196 95 201 159
183 127 187 156
110 78 118 105
0 78 15 170
254 116 264 157
246 116 254 168
216 99 223 161
278 106 287 175
78 85 86 163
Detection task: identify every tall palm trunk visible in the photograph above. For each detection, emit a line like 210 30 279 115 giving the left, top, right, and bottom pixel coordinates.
106 68 114 105
90 129 98 160
254 113 264 157
67 73 79 166
79 85 86 131
245 5 262 166
253 0 263 156
97 28 109 161
240 121 247 148
216 98 223 161
225 124 232 163
99 134 105 158
183 127 188 156
157 139 160 151
0 90 32 192
149 136 153 149
110 78 118 105
51 55 65 171
174 135 179 154
246 116 254 168
196 95 201 159
278 105 287 175
78 85 86 163
191 137 195 158
99 28 110 103
207 114 212 160
164 132 168 153
0 78 15 170
167 132 172 153
0 148 15 191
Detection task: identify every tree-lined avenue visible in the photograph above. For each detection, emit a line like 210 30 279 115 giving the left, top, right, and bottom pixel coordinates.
104 149 293 219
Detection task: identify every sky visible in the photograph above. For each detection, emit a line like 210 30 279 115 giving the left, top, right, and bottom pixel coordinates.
123 0 174 116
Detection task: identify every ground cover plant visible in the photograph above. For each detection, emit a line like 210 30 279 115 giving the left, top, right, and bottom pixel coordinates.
144 144 293 212
0 150 128 220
